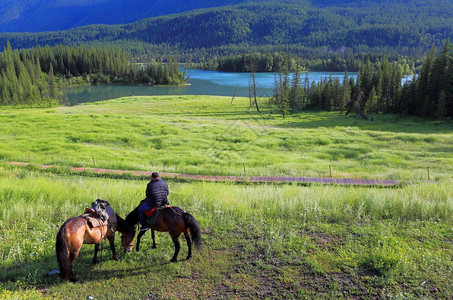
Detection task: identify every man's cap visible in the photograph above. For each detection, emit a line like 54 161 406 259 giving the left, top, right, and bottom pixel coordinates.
151 172 159 178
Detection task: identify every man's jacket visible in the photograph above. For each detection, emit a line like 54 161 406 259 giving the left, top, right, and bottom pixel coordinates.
145 179 169 207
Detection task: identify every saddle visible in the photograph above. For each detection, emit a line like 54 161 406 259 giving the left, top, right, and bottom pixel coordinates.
82 199 117 231
144 207 158 217
143 206 169 227
82 209 108 229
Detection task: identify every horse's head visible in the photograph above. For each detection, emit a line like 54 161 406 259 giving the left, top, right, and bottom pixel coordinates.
120 224 136 252
121 204 141 252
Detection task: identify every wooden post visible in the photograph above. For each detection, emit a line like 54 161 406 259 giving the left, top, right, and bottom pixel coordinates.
28 151 31 162
427 167 430 181
329 165 332 178
163 162 166 172
243 163 246 176
92 155 96 167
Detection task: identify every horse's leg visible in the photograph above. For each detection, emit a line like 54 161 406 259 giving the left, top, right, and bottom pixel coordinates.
107 234 119 260
92 243 100 264
184 228 192 260
69 243 82 282
169 230 181 263
136 230 146 252
151 229 156 249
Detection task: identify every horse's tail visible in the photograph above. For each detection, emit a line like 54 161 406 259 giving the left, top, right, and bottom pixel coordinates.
183 213 202 249
55 222 72 280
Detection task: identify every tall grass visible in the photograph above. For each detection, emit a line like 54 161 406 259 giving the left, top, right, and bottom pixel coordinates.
1 169 451 268
1 170 450 229
0 169 451 298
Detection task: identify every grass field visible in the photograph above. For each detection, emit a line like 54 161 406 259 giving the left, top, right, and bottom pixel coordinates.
0 96 452 299
0 95 452 180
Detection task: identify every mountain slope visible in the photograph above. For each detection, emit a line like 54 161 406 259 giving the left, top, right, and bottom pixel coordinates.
0 1 451 58
0 0 251 33
0 0 409 33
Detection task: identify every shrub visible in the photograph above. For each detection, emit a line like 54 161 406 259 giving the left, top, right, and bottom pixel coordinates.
360 236 409 278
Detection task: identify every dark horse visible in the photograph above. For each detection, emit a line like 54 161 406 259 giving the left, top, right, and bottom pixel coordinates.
55 207 136 282
125 204 202 262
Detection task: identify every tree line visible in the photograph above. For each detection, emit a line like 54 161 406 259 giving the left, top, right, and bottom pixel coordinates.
195 52 415 73
272 40 452 119
401 40 453 119
0 43 185 106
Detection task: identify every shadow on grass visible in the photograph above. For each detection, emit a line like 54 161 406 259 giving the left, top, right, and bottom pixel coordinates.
0 241 189 290
157 107 453 134
281 116 453 134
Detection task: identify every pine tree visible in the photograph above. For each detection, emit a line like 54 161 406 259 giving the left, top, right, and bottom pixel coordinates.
379 57 392 112
340 71 350 112
48 64 58 99
303 73 310 109
417 46 435 116
289 66 301 112
332 77 342 110
436 90 446 120
18 62 33 103
390 65 402 112
1 71 11 105
364 87 377 114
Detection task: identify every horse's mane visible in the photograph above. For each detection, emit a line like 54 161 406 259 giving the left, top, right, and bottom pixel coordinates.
116 213 134 233
125 205 139 226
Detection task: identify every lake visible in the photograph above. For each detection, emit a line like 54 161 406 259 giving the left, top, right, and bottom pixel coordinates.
62 69 357 105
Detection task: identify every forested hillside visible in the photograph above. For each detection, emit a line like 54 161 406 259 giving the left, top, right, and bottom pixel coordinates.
0 0 248 33
0 1 451 60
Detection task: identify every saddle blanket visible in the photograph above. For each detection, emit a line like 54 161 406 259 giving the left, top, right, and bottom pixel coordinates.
143 206 170 227
144 207 157 217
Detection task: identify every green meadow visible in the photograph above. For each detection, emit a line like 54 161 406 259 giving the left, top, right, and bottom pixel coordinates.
1 96 452 180
0 96 452 298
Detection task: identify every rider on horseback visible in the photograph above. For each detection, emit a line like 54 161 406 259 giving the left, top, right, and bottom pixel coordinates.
138 172 169 230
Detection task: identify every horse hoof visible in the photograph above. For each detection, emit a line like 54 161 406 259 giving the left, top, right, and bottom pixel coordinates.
92 259 99 265
152 245 157 249
170 258 177 263
186 255 192 260
70 278 80 283
113 256 120 261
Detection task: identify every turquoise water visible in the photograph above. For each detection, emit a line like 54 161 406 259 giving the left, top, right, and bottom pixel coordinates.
62 69 357 105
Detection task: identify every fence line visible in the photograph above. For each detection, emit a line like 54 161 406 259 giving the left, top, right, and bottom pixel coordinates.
8 162 437 187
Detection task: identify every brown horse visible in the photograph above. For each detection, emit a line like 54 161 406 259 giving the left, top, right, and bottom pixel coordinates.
125 204 202 262
55 210 135 282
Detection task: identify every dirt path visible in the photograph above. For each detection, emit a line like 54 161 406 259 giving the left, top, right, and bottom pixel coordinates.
9 162 429 186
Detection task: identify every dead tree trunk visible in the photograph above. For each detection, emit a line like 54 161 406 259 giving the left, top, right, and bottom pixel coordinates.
248 49 260 112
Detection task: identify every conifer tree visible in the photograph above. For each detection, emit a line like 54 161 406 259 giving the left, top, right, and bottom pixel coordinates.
289 66 301 112
365 87 377 114
340 71 350 112
48 64 58 99
436 90 446 119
